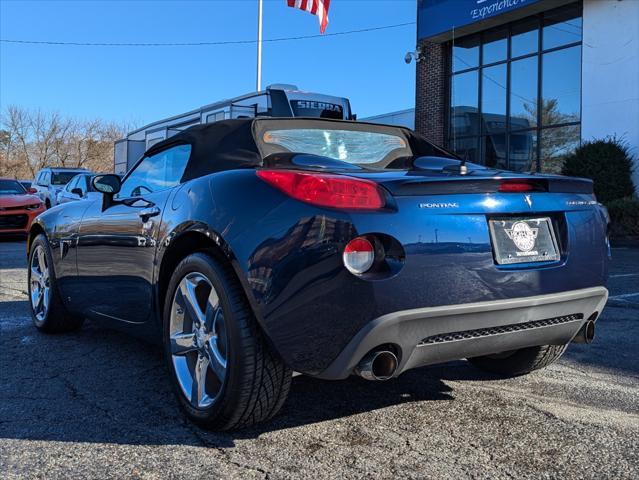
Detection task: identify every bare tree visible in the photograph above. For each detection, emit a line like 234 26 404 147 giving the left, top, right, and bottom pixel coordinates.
1 106 33 177
0 105 129 179
523 98 580 173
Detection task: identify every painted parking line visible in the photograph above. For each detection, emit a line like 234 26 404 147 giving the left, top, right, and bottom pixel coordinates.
607 292 639 309
608 292 639 300
610 273 639 278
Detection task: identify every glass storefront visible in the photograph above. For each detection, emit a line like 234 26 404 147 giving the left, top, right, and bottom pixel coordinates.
448 3 582 173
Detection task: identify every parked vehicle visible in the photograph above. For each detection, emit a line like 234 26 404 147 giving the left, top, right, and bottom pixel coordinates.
32 167 91 208
56 173 101 205
0 178 45 235
19 180 32 191
27 118 609 430
114 84 354 174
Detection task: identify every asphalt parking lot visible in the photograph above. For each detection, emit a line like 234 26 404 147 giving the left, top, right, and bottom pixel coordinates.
1 239 638 479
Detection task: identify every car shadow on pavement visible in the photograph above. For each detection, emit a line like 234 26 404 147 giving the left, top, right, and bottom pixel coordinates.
264 368 455 425
0 235 27 243
0 239 27 269
1 296 636 448
0 309 460 448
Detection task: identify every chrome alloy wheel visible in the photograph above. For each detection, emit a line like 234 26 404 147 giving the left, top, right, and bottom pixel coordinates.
30 245 50 322
169 272 228 409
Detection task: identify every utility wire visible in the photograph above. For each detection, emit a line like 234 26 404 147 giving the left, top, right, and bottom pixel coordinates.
0 21 415 47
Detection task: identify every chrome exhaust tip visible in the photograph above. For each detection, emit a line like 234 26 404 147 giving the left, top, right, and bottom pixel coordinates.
354 350 398 381
572 319 596 344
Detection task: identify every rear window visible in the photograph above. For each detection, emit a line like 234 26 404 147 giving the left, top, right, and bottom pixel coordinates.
51 171 84 185
261 128 410 165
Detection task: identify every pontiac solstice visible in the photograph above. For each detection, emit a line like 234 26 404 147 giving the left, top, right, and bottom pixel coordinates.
27 118 609 429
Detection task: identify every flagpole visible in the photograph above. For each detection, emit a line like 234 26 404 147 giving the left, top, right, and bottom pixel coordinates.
256 0 263 92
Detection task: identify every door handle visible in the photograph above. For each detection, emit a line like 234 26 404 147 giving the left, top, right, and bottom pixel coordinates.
138 206 160 221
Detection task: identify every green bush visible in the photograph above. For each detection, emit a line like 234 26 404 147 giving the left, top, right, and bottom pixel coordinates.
606 196 639 239
561 137 636 203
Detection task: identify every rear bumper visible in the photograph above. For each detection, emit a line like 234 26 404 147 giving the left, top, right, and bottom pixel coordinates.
316 286 608 380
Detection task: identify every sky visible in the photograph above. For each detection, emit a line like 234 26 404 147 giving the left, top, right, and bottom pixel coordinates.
0 0 417 128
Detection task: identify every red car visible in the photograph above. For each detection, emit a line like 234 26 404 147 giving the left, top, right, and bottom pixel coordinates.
0 178 45 235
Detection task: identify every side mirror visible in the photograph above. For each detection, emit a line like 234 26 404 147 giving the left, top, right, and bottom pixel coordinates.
92 174 122 210
27 187 38 194
71 188 83 197
92 174 121 195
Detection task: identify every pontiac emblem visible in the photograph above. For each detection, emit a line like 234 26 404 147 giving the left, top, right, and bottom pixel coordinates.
419 202 459 209
524 194 532 208
505 221 538 252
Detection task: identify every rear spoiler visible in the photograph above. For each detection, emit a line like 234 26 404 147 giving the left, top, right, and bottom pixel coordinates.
384 177 594 196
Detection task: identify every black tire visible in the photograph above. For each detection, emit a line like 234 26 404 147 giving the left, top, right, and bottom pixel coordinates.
468 344 568 377
28 234 84 333
163 251 292 430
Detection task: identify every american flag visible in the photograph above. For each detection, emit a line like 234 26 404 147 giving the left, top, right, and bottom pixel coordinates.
287 0 331 34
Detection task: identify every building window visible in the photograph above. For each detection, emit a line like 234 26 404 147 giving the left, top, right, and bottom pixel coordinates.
206 111 226 123
447 2 582 172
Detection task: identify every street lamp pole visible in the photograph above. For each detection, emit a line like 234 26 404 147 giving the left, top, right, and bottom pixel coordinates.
256 0 263 92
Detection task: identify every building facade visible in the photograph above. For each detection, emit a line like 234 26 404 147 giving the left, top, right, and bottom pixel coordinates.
415 0 639 186
362 108 415 129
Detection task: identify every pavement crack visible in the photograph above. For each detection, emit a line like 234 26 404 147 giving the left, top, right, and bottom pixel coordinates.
0 285 28 296
58 375 119 421
183 420 270 478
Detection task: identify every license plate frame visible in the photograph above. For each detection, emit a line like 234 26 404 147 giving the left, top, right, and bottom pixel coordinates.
488 217 560 265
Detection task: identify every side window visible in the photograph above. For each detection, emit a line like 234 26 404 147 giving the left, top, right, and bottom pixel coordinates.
79 176 88 194
206 111 226 123
66 176 78 192
43 172 51 186
118 144 191 198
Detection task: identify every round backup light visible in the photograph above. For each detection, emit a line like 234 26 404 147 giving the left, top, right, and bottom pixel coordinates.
343 237 375 275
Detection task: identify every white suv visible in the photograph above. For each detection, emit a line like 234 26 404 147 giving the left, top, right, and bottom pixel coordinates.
32 167 91 209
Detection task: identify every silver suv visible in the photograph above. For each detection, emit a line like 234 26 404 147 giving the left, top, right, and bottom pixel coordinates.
32 167 91 208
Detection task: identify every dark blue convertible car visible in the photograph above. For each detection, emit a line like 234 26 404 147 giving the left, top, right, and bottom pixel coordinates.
27 118 609 429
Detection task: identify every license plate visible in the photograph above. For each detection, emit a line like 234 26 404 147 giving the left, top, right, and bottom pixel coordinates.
488 217 560 265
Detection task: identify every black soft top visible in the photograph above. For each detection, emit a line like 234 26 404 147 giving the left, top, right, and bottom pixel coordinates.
144 118 455 182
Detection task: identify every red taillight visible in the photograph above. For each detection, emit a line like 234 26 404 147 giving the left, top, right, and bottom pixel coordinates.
499 181 534 192
343 237 375 274
256 170 385 210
